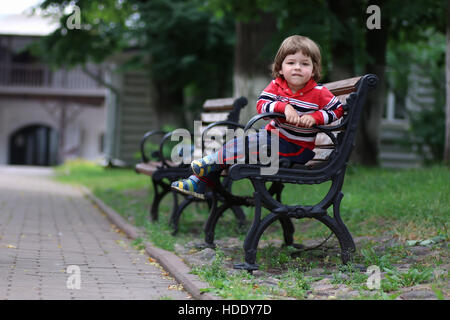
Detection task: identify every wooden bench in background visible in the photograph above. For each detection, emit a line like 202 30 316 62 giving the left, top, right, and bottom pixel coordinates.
135 96 248 233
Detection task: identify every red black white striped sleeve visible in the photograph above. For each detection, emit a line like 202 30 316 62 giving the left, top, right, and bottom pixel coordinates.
256 81 288 114
310 87 344 125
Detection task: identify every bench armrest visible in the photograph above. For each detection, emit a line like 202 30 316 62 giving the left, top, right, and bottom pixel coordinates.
139 130 166 163
158 131 194 168
139 128 195 168
225 113 347 182
243 112 347 149
201 120 246 153
243 112 347 132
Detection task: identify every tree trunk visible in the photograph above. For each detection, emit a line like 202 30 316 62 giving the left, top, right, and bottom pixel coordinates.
352 0 389 166
155 81 186 128
444 0 450 164
327 0 358 81
233 12 277 124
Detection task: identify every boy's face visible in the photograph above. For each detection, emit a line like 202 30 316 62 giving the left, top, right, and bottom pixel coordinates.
279 51 314 93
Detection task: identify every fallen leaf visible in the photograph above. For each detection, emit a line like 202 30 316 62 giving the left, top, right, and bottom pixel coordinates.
168 284 183 291
406 240 418 246
115 240 127 248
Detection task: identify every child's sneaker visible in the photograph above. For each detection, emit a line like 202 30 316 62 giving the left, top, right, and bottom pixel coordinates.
191 154 220 177
171 175 206 200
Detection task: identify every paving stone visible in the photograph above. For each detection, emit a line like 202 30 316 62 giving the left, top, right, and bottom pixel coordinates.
0 169 191 300
399 289 437 300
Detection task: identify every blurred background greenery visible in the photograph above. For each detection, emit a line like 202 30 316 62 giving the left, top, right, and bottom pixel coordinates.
23 0 449 166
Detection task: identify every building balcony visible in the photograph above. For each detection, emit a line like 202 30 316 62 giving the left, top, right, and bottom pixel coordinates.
0 62 107 104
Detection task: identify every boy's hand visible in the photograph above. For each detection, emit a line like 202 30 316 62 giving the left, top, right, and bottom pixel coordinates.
284 105 316 128
299 115 316 128
284 104 301 126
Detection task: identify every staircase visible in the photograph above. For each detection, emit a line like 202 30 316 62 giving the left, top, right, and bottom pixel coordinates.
118 71 158 165
378 119 422 169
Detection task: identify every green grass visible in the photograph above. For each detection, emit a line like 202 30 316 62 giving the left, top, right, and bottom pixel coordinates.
53 160 449 299
381 266 435 292
55 160 449 242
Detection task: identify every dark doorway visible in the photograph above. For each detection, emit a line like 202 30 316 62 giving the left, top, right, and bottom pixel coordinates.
9 125 59 166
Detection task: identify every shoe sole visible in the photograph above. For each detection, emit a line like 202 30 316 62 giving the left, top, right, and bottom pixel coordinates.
171 185 205 200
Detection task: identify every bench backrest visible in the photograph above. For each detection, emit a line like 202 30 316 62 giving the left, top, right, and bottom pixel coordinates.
227 74 378 185
261 74 377 183
193 97 247 159
305 76 363 167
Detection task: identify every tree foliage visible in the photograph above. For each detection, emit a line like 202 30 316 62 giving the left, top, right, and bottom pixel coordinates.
32 0 235 113
135 0 235 104
31 0 447 163
33 0 134 67
203 0 446 78
201 0 446 165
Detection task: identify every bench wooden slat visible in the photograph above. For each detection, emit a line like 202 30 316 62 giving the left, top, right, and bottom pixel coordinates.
135 162 160 175
307 158 328 163
201 112 229 123
200 125 229 135
324 76 361 96
336 93 350 104
203 97 235 111
193 137 225 160
135 161 176 176
306 77 361 164
314 144 335 149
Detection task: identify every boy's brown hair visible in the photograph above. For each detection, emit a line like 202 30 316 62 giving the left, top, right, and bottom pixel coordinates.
271 35 322 81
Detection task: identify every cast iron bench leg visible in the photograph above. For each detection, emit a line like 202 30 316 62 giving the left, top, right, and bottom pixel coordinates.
203 194 221 247
234 189 356 272
231 206 246 229
170 195 195 235
203 179 289 250
315 192 356 264
150 178 171 221
234 192 270 272
279 216 295 247
168 191 180 226
203 205 247 246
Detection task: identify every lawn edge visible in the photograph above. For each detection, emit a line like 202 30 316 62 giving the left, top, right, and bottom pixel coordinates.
79 185 220 301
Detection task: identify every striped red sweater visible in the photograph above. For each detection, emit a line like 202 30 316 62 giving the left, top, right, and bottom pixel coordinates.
256 77 344 150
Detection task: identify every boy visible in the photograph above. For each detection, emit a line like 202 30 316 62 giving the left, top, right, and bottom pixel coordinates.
172 35 344 199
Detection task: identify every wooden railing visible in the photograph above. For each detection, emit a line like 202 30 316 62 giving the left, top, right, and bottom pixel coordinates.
0 63 104 89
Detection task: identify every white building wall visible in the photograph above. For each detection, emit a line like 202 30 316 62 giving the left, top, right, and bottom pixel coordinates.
0 99 57 164
76 106 106 161
0 98 106 165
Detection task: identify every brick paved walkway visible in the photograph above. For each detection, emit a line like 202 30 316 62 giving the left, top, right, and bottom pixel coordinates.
0 166 191 300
